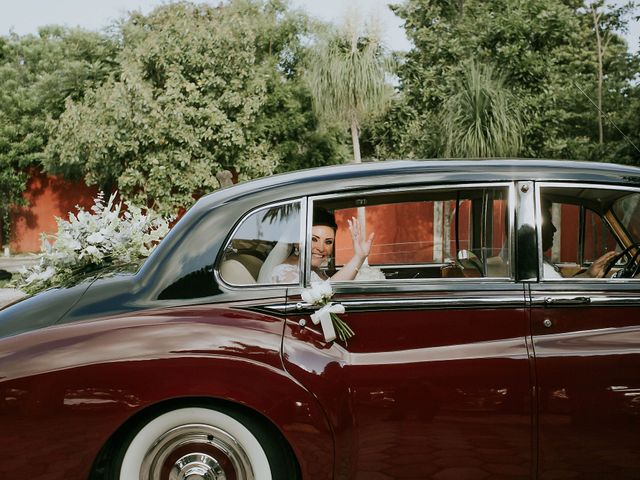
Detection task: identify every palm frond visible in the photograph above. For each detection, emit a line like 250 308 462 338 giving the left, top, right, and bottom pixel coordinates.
304 21 394 128
442 61 523 158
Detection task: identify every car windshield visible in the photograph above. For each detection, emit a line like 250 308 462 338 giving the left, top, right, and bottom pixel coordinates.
612 192 640 242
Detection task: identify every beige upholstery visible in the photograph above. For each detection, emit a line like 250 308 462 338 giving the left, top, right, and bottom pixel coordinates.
486 256 509 277
236 254 263 280
220 259 256 285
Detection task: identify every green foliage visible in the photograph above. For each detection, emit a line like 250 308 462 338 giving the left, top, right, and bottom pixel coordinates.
385 0 638 163
442 61 523 157
547 0 639 163
45 1 345 214
304 18 394 162
0 27 117 218
305 21 394 128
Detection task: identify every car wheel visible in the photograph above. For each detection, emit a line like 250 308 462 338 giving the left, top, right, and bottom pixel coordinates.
109 405 297 480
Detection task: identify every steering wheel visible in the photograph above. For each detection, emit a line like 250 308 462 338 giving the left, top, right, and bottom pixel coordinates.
602 242 640 278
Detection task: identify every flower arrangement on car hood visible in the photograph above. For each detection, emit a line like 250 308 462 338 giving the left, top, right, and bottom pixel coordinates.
14 192 172 294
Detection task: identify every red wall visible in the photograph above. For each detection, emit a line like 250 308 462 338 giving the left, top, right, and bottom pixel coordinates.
9 170 98 253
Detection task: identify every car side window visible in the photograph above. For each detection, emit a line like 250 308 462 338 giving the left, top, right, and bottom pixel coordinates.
539 185 640 280
311 185 512 282
219 202 301 286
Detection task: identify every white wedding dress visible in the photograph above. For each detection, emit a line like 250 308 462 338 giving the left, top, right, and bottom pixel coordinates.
270 263 323 284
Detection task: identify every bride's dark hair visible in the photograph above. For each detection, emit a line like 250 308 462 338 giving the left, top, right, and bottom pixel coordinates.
313 207 337 231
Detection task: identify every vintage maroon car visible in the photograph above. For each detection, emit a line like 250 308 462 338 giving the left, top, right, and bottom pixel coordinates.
1 159 640 479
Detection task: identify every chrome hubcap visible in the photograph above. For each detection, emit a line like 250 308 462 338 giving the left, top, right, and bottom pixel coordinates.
171 453 224 480
141 424 254 480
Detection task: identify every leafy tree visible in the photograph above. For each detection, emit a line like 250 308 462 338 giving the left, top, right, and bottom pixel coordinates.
0 27 117 241
544 0 637 162
46 0 345 215
384 0 637 162
442 61 523 157
304 18 394 163
587 1 635 145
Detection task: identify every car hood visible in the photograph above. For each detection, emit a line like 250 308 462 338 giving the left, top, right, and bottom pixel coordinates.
0 280 94 339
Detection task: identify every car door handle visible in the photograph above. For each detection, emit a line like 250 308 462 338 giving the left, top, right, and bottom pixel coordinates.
543 296 591 306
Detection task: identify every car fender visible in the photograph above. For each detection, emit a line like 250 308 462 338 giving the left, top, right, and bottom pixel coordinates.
0 309 333 479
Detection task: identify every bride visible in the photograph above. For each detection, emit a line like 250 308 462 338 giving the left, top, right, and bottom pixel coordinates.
270 208 374 284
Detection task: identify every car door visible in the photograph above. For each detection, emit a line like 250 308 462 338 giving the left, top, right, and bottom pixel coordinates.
281 183 533 479
530 183 640 479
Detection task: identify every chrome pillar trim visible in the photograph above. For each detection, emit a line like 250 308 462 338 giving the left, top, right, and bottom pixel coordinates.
263 295 525 314
532 294 640 307
516 181 538 282
299 196 309 288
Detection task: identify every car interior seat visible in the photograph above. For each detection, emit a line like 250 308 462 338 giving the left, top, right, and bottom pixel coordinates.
257 241 293 283
220 258 257 285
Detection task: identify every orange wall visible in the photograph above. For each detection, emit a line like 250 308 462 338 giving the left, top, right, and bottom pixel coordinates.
335 204 437 265
9 170 98 253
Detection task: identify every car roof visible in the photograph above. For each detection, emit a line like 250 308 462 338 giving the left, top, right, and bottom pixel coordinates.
195 159 640 212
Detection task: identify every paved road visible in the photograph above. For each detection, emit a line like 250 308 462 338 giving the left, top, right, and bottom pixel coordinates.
0 254 40 273
0 255 34 307
0 288 26 308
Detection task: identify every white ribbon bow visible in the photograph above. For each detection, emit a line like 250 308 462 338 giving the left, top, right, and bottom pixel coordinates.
310 302 345 342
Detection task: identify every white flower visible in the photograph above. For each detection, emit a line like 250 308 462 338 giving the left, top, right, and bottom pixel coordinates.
301 281 334 305
316 281 333 301
355 265 386 281
301 280 353 343
15 190 171 294
83 245 101 258
86 232 105 244
24 266 55 285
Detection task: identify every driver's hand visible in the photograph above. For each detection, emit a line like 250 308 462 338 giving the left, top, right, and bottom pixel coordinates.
588 251 618 278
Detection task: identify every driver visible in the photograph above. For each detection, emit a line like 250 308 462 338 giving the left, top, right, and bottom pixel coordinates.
541 199 617 278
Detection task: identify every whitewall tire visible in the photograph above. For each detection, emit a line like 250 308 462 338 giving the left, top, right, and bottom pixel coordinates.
118 407 272 480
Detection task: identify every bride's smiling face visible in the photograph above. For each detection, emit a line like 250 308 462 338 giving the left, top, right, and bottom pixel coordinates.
310 225 335 268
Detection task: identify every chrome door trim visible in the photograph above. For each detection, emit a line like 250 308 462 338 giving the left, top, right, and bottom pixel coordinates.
264 294 525 314
531 294 640 307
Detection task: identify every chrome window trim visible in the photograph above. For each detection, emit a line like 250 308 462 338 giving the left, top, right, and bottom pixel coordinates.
535 182 640 283
215 197 307 290
307 182 516 286
328 276 518 288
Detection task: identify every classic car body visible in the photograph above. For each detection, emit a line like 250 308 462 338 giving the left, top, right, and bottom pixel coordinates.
1 159 639 479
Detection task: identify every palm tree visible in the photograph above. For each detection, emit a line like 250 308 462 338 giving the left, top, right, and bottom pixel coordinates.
442 61 523 158
305 18 393 164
